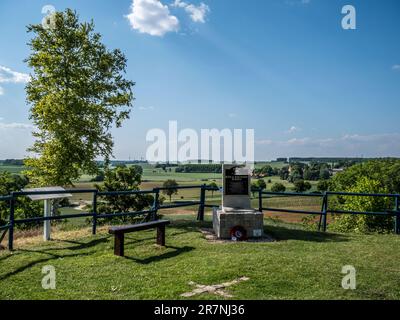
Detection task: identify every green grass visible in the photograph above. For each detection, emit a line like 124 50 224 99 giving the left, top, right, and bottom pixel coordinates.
0 165 25 174
255 161 287 169
142 168 221 182
1 216 399 300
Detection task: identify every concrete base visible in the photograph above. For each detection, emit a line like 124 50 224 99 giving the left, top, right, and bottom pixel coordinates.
213 208 264 239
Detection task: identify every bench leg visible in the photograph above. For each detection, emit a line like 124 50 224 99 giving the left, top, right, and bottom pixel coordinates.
114 233 124 257
156 226 166 246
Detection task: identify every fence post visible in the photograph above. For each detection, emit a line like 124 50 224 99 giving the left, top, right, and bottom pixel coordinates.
8 193 15 251
322 192 328 232
318 194 325 231
152 188 160 221
92 191 98 235
197 185 206 221
258 189 263 213
395 196 400 235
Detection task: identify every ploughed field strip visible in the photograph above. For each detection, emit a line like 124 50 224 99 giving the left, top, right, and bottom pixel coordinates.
1 218 400 300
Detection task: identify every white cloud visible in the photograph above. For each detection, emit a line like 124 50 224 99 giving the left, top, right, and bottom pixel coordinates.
126 0 179 36
0 66 30 96
255 133 400 158
0 121 34 158
0 66 30 84
286 126 301 134
392 65 400 71
0 122 34 130
228 113 237 118
172 0 210 23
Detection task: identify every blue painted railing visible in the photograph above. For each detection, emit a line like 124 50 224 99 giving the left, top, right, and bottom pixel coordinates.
0 186 399 251
260 191 400 233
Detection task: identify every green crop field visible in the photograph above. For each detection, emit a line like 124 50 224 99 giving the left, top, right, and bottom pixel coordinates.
255 161 287 169
1 216 399 300
0 165 25 174
0 162 321 224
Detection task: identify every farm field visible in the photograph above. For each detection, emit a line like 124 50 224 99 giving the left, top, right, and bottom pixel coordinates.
0 165 25 174
1 162 321 225
1 216 399 300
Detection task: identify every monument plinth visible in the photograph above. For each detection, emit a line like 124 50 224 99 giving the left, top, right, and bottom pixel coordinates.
213 165 264 240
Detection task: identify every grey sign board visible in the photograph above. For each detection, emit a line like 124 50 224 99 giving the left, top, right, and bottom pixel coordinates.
22 187 72 201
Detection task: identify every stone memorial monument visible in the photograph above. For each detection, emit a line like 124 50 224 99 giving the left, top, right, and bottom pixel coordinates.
213 164 264 240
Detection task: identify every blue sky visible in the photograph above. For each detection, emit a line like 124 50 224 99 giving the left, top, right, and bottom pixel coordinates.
0 0 400 160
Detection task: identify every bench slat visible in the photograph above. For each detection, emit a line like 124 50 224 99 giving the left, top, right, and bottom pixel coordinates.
109 220 170 234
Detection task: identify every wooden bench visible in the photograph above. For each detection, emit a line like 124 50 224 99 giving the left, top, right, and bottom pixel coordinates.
109 220 170 257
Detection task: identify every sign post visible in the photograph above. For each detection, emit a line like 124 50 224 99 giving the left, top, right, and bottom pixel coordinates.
22 187 72 241
44 199 52 241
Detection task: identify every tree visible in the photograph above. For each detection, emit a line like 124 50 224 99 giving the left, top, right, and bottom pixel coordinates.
250 182 258 197
0 172 42 229
293 180 312 193
91 168 105 182
279 166 290 180
250 179 266 197
317 180 330 192
96 165 153 223
256 179 267 190
162 180 179 202
271 183 286 193
259 165 274 176
287 163 305 183
328 159 400 233
330 177 393 233
24 9 134 186
208 182 218 198
319 168 331 180
331 159 400 194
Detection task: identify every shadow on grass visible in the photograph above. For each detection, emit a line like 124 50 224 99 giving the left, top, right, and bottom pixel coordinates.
0 250 95 281
265 225 349 242
50 236 111 250
123 230 190 247
168 218 349 243
124 245 194 265
0 237 112 281
167 220 211 231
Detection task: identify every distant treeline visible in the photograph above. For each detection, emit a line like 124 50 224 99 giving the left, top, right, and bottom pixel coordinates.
0 159 24 166
95 160 149 167
175 164 222 173
288 157 374 163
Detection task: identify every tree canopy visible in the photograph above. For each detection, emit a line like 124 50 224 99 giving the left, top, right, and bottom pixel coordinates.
24 9 134 186
0 173 42 229
331 159 400 194
95 165 153 223
329 159 400 233
162 180 179 202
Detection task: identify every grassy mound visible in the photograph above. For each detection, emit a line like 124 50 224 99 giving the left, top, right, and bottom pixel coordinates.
1 217 399 300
